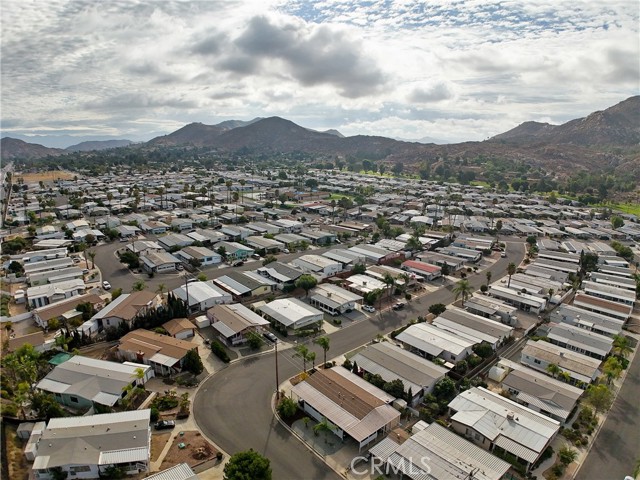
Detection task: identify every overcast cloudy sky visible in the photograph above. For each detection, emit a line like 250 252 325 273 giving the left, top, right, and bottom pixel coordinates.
1 0 638 147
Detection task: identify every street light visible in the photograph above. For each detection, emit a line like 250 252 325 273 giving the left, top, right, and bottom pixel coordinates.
274 338 280 401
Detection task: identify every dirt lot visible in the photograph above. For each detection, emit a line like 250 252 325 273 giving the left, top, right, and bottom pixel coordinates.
16 171 76 183
151 433 172 462
159 431 219 471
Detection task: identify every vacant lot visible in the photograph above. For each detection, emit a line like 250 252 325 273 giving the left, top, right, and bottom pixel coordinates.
151 433 172 462
16 171 75 183
159 431 219 470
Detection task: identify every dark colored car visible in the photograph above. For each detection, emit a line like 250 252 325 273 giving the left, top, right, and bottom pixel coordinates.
263 332 278 343
154 420 176 430
392 302 406 310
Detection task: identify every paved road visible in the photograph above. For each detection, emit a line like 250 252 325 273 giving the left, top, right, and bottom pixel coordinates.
575 345 640 480
93 239 351 294
193 241 525 480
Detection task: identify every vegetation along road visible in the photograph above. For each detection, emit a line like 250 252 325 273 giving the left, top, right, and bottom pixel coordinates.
193 241 526 480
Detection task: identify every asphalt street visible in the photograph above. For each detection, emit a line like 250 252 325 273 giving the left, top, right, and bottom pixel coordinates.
575 343 640 480
93 238 349 294
192 241 526 480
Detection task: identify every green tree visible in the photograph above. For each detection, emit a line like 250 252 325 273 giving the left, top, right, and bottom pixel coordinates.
485 270 492 285
612 334 633 359
111 288 123 300
313 337 331 367
276 396 298 419
507 262 516 288
352 263 366 274
246 331 264 350
602 356 623 385
293 344 313 373
546 363 561 379
119 250 140 269
428 303 446 316
585 384 614 414
183 349 204 375
433 377 457 402
223 449 272 480
472 341 493 359
383 379 406 398
558 445 578 466
295 274 317 297
132 280 146 291
611 216 624 229
453 279 473 306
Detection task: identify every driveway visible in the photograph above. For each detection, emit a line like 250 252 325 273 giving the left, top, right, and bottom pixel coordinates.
193 240 526 480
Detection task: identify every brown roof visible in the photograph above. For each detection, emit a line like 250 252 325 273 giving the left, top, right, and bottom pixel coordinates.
34 293 104 322
106 290 158 321
305 368 385 420
118 329 196 361
574 293 631 314
162 318 194 337
7 331 45 351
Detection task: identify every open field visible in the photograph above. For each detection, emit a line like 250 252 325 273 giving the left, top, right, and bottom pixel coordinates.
15 171 76 183
159 431 219 470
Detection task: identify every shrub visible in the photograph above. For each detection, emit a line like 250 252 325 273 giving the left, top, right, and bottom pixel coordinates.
210 340 230 363
333 318 342 325
150 407 159 422
276 397 298 419
405 293 412 300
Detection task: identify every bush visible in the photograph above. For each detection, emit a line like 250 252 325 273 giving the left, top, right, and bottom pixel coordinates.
150 407 159 422
277 397 298 419
332 318 341 325
152 393 179 411
210 340 230 363
405 293 412 300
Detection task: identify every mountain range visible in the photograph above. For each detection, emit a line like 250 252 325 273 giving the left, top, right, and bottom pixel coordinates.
2 96 638 177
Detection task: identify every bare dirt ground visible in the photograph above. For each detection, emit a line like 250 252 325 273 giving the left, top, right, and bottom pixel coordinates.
2 424 29 480
159 431 219 471
16 171 75 183
151 433 172 462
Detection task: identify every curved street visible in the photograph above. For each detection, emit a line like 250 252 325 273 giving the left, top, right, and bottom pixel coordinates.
193 241 525 480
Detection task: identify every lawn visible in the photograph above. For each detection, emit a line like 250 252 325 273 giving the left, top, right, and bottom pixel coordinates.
328 193 354 200
16 171 76 183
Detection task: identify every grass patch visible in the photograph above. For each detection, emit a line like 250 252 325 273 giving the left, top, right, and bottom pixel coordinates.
609 203 640 216
470 180 491 188
4 424 29 480
327 193 354 200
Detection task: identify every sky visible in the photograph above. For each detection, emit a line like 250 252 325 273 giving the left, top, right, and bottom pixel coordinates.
1 0 638 147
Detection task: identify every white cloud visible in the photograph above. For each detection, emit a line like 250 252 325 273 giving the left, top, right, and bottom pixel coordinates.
1 0 637 145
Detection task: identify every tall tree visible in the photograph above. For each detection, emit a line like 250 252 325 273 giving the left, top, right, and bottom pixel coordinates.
293 345 312 373
313 337 331 367
295 274 317 298
507 262 516 288
546 363 561 379
612 335 632 358
453 279 473 306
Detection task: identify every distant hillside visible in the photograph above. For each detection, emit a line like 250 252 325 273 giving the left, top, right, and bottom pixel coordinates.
491 96 640 146
66 139 133 152
0 137 63 160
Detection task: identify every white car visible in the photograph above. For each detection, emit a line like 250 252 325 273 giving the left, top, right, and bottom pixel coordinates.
362 304 376 313
102 280 111 290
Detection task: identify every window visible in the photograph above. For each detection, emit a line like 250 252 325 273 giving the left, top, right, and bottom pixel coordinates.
70 466 91 473
70 396 79 403
534 359 541 365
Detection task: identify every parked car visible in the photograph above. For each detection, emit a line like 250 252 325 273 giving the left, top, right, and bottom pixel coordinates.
154 420 175 430
102 280 111 290
501 251 507 258
392 302 406 310
176 263 184 270
282 249 290 254
251 253 261 260
119 237 129 242
231 260 244 267
263 332 278 343
362 304 376 313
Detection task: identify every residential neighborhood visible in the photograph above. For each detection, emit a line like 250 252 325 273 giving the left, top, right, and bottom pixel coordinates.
1 165 639 480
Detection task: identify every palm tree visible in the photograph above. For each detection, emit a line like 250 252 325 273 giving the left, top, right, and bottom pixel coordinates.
383 273 395 299
225 180 233 204
87 250 96 269
314 337 331 367
330 199 337 224
232 191 240 223
485 271 492 286
612 334 632 359
156 283 166 296
558 371 571 383
507 262 516 288
132 280 146 292
546 363 561 379
558 445 578 466
239 179 246 203
453 279 473 306
309 351 316 371
293 345 312 373
313 418 335 442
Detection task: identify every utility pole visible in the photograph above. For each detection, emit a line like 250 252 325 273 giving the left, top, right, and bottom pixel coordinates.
275 339 280 400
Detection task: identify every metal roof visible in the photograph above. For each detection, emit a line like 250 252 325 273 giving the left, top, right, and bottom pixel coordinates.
145 463 199 480
99 446 149 465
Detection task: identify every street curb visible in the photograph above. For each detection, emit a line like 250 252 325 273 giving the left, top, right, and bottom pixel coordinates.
571 332 640 479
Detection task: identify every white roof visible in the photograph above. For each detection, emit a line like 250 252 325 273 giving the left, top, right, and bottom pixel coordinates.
259 298 323 328
449 387 559 462
388 422 511 480
396 322 476 357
